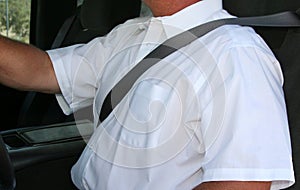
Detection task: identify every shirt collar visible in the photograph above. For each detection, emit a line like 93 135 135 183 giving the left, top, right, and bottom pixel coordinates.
155 0 223 38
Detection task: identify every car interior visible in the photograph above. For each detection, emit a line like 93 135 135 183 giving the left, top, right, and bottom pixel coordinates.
0 0 299 189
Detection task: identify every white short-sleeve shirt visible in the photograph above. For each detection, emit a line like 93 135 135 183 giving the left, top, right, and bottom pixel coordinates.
47 0 295 189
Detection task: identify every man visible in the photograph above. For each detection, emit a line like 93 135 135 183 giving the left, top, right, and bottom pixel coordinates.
0 0 295 189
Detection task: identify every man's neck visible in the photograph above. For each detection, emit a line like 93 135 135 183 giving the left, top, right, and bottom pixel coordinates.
146 0 201 17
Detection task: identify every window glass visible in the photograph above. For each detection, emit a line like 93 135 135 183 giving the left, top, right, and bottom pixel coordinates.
0 0 31 43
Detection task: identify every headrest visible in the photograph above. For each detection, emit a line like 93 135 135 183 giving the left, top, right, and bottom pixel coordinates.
80 0 141 32
224 0 300 17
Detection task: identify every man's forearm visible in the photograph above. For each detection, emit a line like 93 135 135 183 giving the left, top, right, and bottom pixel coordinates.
194 181 271 190
0 35 60 93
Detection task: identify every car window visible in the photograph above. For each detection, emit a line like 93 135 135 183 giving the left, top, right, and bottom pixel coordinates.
0 0 31 43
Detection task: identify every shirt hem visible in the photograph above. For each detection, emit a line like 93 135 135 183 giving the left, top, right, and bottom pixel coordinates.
202 168 295 190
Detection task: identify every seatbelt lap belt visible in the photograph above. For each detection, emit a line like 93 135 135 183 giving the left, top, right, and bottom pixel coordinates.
99 9 300 123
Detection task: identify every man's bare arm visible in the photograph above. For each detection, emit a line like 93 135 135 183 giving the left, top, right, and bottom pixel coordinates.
194 181 271 190
0 36 60 94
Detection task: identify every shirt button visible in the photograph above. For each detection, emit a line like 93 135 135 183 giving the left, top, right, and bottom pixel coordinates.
138 24 146 31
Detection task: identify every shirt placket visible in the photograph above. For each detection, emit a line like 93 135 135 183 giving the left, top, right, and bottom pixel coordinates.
135 18 167 63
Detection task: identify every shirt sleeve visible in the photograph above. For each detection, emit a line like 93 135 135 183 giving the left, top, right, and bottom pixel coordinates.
200 45 294 189
47 38 108 114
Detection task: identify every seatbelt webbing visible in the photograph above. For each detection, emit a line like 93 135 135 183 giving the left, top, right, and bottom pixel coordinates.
51 15 76 49
99 9 300 123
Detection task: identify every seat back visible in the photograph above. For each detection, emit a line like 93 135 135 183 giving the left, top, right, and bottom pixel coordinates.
60 0 142 47
224 1 300 189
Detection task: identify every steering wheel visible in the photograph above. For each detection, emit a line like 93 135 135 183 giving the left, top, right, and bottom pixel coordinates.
0 135 16 190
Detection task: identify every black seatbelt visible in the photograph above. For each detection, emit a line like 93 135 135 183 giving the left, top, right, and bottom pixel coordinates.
51 14 77 49
99 9 300 123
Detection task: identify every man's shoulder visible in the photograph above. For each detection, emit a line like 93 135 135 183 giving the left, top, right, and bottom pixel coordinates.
201 24 272 55
203 10 269 50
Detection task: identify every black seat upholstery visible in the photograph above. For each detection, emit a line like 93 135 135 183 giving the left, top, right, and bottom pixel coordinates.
224 0 300 189
59 0 142 47
17 0 141 127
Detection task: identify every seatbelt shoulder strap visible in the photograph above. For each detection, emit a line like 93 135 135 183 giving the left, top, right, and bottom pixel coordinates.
99 9 300 123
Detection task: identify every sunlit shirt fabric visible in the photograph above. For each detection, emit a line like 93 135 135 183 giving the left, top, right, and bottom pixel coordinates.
47 0 294 189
